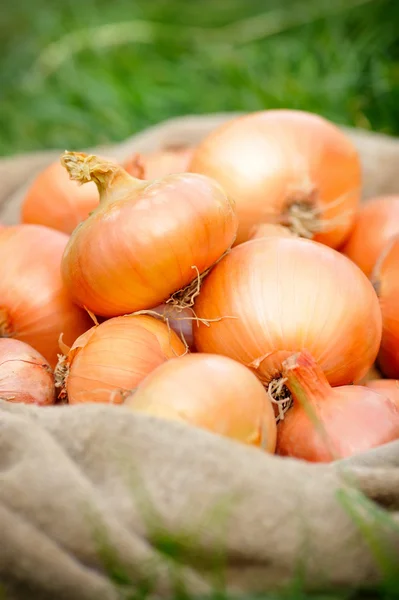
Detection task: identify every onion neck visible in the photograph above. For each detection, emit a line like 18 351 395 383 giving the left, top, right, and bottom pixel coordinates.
282 350 332 407
61 151 144 205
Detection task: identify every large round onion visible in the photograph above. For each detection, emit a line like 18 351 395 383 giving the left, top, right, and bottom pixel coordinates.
193 237 381 389
125 353 276 451
189 110 361 248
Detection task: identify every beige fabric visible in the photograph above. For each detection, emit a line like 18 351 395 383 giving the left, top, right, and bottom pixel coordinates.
1 114 399 599
1 400 399 600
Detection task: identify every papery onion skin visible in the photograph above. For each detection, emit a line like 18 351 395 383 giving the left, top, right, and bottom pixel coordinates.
372 236 399 378
124 353 276 451
366 379 399 409
0 225 92 368
341 196 399 277
124 147 194 180
21 161 99 234
60 152 238 317
0 338 55 405
193 237 382 387
189 109 361 247
61 314 186 405
276 351 399 463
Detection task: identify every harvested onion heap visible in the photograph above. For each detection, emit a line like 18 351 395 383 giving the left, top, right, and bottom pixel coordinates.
3 108 399 461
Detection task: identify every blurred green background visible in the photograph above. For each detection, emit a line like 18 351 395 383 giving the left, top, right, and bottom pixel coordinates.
1 0 398 156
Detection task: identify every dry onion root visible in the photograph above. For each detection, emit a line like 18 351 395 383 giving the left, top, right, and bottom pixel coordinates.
189 109 361 248
60 151 237 317
276 350 399 462
193 237 382 397
0 338 55 405
55 314 186 404
124 353 277 452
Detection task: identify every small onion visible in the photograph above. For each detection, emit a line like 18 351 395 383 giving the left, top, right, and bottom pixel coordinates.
125 353 276 451
193 237 382 394
124 147 194 180
276 351 399 462
56 314 186 404
60 152 237 317
21 161 99 234
189 109 361 247
0 338 55 405
372 236 399 377
341 196 399 276
0 225 91 367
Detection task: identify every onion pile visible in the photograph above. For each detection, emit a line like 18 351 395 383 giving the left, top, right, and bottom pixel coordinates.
3 108 399 460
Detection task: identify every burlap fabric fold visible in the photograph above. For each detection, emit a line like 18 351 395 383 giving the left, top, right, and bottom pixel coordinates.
1 114 399 599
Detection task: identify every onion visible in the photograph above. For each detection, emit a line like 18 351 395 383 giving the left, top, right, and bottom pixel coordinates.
125 353 276 451
0 225 91 367
249 223 294 241
0 338 55 405
21 161 99 234
341 196 399 276
366 379 399 409
276 351 399 462
56 314 186 404
60 152 237 317
189 109 361 248
124 147 194 180
193 237 382 408
372 236 399 377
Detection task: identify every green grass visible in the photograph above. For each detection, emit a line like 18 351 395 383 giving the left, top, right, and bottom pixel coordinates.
1 0 399 156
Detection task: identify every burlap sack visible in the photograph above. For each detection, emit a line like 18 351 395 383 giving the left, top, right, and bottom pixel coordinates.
1 114 399 600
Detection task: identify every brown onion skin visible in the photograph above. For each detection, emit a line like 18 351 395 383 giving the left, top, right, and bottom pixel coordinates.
189 110 361 247
0 338 55 405
341 196 399 277
21 161 99 234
